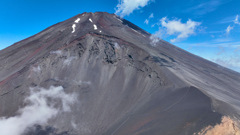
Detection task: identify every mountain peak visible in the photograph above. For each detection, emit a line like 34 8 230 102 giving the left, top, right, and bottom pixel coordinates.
0 12 240 135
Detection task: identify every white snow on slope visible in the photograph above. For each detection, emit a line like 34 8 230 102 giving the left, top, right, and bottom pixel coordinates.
114 16 123 22
32 66 41 73
93 24 97 30
131 28 145 37
73 80 91 85
89 18 93 22
64 56 78 65
50 50 62 55
114 42 120 49
72 24 76 33
131 28 140 34
74 18 80 23
128 26 146 37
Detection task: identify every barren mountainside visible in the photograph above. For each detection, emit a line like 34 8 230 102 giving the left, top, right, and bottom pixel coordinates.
0 12 240 135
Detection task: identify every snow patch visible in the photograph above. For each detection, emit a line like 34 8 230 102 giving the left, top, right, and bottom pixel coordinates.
114 16 123 22
89 18 93 23
63 56 77 65
71 121 77 129
128 27 146 37
32 66 41 73
73 80 91 85
99 30 102 33
72 24 76 33
131 28 141 35
114 43 120 49
93 24 97 30
74 18 80 23
50 50 62 55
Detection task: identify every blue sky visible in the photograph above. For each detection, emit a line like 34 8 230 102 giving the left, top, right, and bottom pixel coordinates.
1 0 240 72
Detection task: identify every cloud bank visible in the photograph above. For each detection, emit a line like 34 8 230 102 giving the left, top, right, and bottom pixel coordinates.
159 17 201 43
0 86 77 135
115 0 152 17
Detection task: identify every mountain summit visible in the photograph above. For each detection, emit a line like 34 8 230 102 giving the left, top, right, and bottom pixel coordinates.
0 12 240 135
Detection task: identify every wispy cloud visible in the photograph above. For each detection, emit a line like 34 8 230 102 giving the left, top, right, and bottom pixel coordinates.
213 57 240 69
217 46 225 55
159 17 201 43
0 86 77 135
217 15 236 24
225 25 234 36
234 15 240 25
235 47 240 52
115 0 153 17
208 30 223 34
185 0 223 15
144 13 154 25
144 19 149 25
149 13 154 18
177 38 240 48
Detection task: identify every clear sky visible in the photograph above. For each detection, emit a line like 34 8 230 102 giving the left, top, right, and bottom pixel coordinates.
1 0 240 72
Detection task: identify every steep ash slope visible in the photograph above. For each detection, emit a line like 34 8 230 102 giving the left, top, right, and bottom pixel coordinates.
0 12 240 135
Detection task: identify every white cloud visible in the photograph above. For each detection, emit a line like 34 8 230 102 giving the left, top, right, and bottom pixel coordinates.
150 34 160 46
225 25 233 36
144 13 154 25
115 0 152 17
149 29 162 46
149 13 154 19
234 15 240 25
159 17 201 43
0 86 77 135
144 19 149 24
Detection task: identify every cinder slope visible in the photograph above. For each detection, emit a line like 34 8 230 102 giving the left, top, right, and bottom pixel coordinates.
0 12 239 135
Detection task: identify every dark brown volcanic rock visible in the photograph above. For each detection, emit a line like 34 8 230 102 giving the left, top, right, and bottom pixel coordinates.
0 12 240 135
